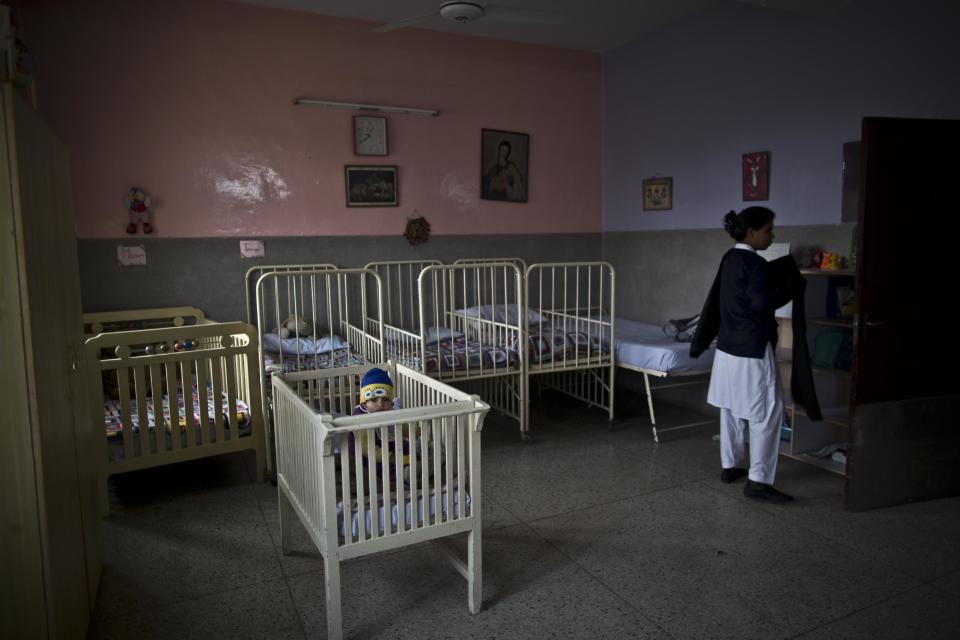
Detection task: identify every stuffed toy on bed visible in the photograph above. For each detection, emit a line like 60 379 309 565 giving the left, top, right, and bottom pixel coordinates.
277 315 314 339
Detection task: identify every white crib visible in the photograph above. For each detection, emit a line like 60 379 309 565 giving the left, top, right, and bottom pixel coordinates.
272 361 488 640
524 262 617 430
253 267 385 473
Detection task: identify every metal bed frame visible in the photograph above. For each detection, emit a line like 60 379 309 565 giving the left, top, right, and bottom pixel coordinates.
524 262 617 432
617 363 714 443
364 260 529 439
253 267 385 472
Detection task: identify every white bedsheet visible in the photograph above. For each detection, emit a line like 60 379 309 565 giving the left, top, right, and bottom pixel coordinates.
338 488 469 539
614 318 715 374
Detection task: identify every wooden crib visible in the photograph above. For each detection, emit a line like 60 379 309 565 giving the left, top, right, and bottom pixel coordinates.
272 361 488 640
85 316 265 514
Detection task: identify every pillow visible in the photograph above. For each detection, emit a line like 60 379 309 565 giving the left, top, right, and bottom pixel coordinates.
261 332 349 354
424 326 463 342
456 304 543 326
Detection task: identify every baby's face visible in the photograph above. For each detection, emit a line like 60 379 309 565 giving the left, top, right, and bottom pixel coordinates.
364 396 393 413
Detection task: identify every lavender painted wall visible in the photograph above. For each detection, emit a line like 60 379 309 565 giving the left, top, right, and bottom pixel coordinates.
603 0 960 231
13 0 601 238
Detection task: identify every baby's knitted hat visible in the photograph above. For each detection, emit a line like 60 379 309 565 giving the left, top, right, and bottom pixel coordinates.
360 367 394 402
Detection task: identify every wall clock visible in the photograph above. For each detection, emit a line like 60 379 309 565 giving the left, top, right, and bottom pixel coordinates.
354 116 387 156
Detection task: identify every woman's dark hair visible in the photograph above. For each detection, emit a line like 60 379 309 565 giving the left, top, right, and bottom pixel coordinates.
723 206 775 242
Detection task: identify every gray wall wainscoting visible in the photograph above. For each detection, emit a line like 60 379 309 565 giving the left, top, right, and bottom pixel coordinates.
78 234 602 323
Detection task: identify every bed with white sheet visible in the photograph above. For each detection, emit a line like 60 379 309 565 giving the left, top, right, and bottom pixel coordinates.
273 361 488 640
84 313 265 513
612 317 716 442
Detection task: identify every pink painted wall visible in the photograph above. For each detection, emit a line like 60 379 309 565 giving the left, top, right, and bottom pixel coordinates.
14 0 601 238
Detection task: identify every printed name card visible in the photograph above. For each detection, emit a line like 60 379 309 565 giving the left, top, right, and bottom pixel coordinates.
117 245 147 266
240 240 265 258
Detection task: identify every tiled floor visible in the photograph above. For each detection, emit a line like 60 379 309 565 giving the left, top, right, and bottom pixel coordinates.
89 396 960 639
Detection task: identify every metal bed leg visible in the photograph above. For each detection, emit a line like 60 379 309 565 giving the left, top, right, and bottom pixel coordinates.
643 372 660 443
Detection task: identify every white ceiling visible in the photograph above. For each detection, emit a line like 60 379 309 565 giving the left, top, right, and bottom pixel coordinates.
229 0 851 52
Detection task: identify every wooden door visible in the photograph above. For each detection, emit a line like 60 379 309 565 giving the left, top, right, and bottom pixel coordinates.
0 85 49 640
846 116 960 510
1 85 99 635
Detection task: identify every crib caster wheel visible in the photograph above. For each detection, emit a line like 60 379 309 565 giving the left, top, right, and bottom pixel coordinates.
520 431 533 445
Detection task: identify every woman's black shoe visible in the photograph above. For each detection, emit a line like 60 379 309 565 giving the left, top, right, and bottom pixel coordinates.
743 480 793 502
720 467 748 483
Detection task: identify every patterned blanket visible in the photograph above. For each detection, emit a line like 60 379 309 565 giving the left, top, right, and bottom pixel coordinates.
387 325 610 374
263 347 364 374
391 336 518 374
103 385 251 437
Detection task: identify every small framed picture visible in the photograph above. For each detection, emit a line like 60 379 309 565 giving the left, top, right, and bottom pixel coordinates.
345 165 398 207
743 151 770 200
642 177 673 210
354 116 387 156
481 128 529 203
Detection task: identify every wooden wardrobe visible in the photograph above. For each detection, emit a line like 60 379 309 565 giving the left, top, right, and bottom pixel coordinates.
0 84 101 636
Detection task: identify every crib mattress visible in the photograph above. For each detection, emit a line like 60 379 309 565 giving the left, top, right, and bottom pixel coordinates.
338 487 470 540
614 318 715 374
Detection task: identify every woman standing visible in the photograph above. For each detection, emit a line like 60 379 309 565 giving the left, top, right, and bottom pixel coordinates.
705 206 792 502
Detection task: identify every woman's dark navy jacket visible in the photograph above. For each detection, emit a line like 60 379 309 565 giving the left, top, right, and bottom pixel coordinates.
691 249 822 421
716 248 778 358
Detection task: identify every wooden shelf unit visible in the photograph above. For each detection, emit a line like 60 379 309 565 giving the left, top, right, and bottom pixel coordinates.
777 269 855 477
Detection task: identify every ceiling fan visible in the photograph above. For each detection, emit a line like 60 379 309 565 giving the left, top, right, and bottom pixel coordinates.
373 1 570 34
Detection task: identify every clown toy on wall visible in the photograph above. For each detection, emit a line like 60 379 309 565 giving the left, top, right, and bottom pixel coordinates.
125 187 154 234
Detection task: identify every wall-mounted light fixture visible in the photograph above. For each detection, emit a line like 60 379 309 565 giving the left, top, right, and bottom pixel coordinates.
293 98 439 117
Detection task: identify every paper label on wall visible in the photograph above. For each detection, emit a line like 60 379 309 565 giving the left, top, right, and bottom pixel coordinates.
117 245 147 266
758 242 793 318
240 240 265 258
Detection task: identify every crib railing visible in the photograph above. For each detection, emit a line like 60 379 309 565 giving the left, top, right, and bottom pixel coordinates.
83 306 209 337
342 319 383 364
244 262 337 326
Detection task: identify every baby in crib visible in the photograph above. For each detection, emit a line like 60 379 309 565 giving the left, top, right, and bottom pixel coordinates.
350 368 412 476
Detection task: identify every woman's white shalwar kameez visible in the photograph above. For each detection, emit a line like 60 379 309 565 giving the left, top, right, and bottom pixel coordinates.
706 245 784 485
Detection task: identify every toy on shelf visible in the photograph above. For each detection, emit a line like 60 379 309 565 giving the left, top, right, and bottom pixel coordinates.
125 187 155 234
810 249 848 271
